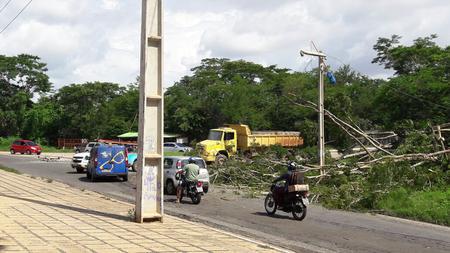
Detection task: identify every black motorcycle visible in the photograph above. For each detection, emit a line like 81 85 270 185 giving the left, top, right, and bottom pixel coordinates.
264 182 309 220
176 171 204 204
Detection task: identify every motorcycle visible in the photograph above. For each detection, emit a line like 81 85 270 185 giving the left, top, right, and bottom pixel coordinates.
176 171 204 204
264 182 309 220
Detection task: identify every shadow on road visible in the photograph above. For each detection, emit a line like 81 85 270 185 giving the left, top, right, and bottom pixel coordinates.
252 211 292 220
0 194 129 221
78 176 124 183
66 171 83 174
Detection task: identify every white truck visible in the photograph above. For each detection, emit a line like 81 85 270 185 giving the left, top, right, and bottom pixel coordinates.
71 152 90 173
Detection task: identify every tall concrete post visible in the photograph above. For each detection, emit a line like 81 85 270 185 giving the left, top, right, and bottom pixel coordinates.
318 57 325 174
136 0 164 223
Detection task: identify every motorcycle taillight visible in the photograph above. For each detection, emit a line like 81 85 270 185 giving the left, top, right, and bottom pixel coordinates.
196 181 203 187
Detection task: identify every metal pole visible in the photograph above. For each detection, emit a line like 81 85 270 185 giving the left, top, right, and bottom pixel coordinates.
318 57 325 174
136 0 164 223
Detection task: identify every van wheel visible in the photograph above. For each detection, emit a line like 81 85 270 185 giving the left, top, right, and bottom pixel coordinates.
90 171 96 182
166 180 176 195
10 149 15 154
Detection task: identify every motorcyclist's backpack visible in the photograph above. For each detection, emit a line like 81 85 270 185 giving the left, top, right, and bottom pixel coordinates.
288 171 305 185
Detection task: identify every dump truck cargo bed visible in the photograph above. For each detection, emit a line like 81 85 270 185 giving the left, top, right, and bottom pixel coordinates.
225 124 303 150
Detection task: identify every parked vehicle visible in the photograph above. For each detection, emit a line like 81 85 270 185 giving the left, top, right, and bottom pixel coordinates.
176 170 204 204
126 146 138 171
83 142 101 153
163 142 193 153
86 144 128 182
10 140 42 155
264 182 309 221
197 124 303 164
163 156 209 195
71 152 90 173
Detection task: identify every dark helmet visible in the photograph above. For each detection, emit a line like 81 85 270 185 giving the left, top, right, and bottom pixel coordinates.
188 157 195 164
287 162 297 171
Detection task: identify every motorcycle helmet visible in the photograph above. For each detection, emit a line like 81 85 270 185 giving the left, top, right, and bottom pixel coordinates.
287 161 297 171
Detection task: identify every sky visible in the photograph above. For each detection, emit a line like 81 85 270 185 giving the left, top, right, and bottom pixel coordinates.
0 0 449 90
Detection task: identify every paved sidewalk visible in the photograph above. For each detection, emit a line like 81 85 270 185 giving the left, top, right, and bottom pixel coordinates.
0 170 287 253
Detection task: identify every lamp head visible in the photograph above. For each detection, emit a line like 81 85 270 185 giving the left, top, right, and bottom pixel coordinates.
299 49 326 58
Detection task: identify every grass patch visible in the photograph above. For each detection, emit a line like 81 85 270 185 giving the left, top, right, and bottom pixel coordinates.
0 164 21 174
164 151 188 156
376 187 450 226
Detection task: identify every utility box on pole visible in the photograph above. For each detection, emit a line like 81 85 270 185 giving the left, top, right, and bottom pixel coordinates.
136 0 164 223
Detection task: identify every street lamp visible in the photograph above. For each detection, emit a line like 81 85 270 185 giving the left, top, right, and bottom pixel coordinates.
300 49 326 174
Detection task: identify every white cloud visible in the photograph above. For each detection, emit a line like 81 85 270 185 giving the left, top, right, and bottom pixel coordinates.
0 0 448 90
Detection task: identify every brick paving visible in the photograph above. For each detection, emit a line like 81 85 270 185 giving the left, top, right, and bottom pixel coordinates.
0 170 287 253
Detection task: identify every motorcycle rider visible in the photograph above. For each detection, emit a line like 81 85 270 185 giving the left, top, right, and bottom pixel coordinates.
176 157 200 203
272 162 304 193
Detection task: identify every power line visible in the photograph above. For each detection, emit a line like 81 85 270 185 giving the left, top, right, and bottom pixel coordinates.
0 0 13 14
0 0 33 35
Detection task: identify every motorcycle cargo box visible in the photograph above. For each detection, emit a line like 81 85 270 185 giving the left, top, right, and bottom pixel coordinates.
288 184 309 192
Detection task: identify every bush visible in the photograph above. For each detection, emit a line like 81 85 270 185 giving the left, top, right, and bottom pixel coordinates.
0 136 19 150
376 187 450 226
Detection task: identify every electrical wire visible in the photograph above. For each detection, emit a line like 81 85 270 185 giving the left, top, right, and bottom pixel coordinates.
0 0 33 35
0 0 13 14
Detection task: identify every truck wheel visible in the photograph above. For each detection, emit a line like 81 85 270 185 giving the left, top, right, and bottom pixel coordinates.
215 154 227 165
10 149 15 154
132 162 137 172
122 175 128 182
26 150 31 155
76 167 84 173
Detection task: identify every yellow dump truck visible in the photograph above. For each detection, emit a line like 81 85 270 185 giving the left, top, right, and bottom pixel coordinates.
197 124 303 164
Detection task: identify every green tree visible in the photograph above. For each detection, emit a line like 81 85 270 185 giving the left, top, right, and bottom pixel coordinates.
372 34 449 78
0 54 51 137
52 82 125 139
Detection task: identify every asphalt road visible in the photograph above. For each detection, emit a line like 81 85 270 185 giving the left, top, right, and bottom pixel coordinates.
1 153 449 253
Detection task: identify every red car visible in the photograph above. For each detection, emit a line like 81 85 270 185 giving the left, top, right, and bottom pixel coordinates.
10 140 42 155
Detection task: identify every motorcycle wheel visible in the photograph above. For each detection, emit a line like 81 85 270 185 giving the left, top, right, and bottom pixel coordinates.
264 193 277 215
191 193 201 204
292 201 307 221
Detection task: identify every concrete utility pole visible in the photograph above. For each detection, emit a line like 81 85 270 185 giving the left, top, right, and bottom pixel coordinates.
300 49 326 175
136 0 164 223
